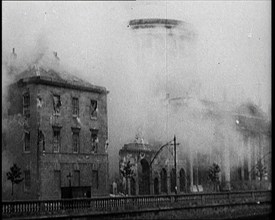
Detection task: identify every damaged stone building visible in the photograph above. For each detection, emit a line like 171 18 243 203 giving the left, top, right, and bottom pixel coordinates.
119 136 189 196
2 50 109 200
119 100 271 196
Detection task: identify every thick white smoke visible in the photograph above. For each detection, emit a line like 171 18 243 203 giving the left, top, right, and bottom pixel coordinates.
2 1 271 180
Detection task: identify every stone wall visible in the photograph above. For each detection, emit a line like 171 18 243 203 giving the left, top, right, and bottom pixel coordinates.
2 78 109 201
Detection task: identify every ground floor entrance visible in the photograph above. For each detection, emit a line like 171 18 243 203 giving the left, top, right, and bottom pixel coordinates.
61 186 91 199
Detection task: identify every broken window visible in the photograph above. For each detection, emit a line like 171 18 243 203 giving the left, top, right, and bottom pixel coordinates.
90 100 98 118
23 92 30 118
53 94 61 114
37 96 42 108
53 127 61 152
72 128 80 153
72 97 79 116
24 170 31 191
24 131 30 152
91 129 98 153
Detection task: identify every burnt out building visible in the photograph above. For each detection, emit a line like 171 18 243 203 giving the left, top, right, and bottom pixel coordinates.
119 136 189 196
118 100 271 196
2 51 109 200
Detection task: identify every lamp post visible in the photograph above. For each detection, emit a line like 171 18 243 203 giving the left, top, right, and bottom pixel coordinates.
149 136 179 195
174 135 177 194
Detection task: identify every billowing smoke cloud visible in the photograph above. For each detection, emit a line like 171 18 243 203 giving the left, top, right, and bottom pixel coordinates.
2 1 271 179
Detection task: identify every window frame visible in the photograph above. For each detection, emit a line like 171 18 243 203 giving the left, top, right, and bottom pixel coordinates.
90 129 99 153
72 97 79 117
90 99 98 119
53 127 61 153
24 131 31 153
53 94 61 115
23 92 30 118
72 128 80 153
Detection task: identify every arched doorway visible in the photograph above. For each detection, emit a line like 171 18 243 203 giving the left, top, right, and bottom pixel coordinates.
139 159 150 195
154 177 159 195
130 177 136 195
160 168 167 193
170 168 176 193
179 168 186 192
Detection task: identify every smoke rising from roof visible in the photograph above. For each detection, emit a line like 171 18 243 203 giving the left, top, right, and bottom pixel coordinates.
2 1 271 178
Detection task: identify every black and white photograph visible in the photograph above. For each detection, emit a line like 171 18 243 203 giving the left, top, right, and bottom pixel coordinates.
2 0 271 219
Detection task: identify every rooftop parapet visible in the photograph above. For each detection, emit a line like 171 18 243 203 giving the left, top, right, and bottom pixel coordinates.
129 18 184 29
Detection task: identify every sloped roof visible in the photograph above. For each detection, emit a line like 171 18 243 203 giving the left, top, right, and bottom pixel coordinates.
14 65 107 94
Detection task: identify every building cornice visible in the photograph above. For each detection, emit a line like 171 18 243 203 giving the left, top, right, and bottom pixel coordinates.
17 76 109 95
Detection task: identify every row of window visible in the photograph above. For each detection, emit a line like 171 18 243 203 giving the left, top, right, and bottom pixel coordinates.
23 92 98 118
24 128 99 154
24 169 99 192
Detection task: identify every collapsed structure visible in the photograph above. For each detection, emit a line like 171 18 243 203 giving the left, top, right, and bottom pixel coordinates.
2 49 109 200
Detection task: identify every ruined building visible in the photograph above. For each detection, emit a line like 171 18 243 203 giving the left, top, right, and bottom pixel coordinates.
119 100 271 196
2 50 109 200
117 17 271 196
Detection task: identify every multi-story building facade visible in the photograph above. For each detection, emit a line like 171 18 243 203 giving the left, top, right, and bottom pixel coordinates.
2 53 109 200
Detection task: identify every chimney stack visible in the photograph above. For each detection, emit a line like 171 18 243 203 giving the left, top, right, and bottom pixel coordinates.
11 48 17 59
9 48 17 74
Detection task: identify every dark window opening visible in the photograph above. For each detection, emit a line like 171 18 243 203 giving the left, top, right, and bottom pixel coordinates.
92 170 99 189
24 131 30 152
23 92 30 118
72 129 80 153
72 97 79 116
24 170 31 191
53 128 61 152
154 177 159 195
38 130 45 152
160 168 168 193
53 95 61 114
90 100 98 118
91 129 98 153
170 168 176 193
139 159 150 195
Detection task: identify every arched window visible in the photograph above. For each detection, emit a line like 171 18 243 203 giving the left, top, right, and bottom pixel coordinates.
170 168 176 193
154 177 159 195
139 159 150 195
160 168 168 193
